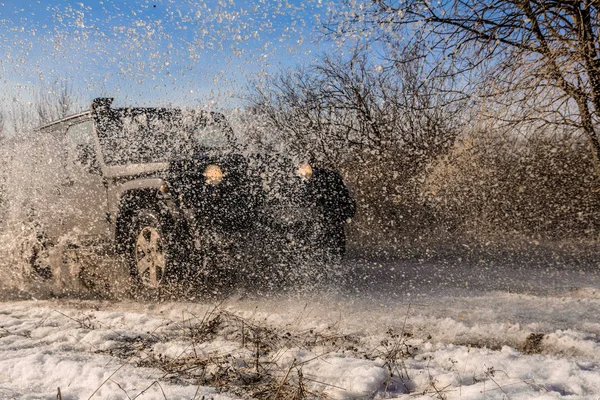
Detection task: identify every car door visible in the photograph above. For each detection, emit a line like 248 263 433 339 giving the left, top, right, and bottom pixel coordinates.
60 119 111 242
4 126 66 240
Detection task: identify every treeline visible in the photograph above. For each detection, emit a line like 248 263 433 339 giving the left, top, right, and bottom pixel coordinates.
0 81 75 137
243 62 600 249
241 0 600 250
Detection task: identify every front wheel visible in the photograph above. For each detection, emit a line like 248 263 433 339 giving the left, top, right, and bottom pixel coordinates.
129 210 172 289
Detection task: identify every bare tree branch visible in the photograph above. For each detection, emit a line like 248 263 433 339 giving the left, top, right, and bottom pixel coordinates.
327 0 600 176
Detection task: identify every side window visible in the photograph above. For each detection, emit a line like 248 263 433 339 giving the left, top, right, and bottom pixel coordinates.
66 120 100 174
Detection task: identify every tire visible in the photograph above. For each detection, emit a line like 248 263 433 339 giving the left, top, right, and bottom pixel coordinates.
321 221 346 260
127 209 237 297
128 210 177 289
20 230 53 280
315 222 346 285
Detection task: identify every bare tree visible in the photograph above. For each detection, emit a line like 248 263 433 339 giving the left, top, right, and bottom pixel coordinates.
0 109 4 142
328 0 600 174
35 80 74 125
9 101 37 134
247 48 462 176
8 80 77 134
0 109 6 220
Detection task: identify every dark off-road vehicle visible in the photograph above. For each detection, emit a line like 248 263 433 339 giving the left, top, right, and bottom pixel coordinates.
17 98 355 290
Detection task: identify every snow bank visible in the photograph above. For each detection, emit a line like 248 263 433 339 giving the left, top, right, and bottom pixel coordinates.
0 295 598 399
0 303 235 400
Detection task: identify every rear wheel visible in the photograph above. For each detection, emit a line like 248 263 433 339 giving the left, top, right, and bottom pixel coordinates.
20 230 53 280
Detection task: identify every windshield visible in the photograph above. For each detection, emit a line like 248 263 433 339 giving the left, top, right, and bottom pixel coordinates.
97 109 231 165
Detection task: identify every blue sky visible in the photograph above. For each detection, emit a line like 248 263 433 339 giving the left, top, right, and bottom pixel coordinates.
0 0 337 111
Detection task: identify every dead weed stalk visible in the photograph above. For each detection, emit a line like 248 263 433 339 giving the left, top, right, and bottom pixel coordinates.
101 306 354 399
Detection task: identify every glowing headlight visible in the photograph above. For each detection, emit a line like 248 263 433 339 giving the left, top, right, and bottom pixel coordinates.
296 162 313 180
204 164 223 185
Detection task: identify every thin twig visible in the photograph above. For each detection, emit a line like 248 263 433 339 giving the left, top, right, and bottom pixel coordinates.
108 379 132 400
87 324 163 400
273 358 296 399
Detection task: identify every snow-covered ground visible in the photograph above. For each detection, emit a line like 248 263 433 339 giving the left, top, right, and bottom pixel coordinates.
1 255 599 399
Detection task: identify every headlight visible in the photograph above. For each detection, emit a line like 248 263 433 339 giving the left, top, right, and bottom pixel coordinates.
296 162 313 180
204 164 223 185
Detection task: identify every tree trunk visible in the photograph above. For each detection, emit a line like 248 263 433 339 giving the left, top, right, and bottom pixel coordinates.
577 99 600 180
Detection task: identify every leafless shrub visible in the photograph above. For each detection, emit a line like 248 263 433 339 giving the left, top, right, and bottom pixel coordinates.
377 327 413 394
246 48 463 249
152 310 327 398
298 0 600 252
247 48 462 170
9 100 37 134
424 125 600 240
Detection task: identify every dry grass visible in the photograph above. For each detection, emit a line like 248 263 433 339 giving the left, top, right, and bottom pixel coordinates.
47 303 540 399
90 305 364 399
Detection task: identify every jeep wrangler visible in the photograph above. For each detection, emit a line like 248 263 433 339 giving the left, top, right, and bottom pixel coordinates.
23 98 355 289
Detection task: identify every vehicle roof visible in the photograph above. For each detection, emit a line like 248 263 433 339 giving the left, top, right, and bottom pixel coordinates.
34 110 92 132
33 102 233 140
34 106 220 131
